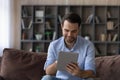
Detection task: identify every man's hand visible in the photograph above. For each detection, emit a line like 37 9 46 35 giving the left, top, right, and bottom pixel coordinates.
66 62 95 78
66 62 81 76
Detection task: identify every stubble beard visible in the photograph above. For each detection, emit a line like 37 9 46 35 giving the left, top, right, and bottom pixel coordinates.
65 36 76 44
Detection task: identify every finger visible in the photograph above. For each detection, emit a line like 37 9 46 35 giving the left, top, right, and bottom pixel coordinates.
66 64 74 70
66 66 73 73
71 62 78 65
67 62 78 68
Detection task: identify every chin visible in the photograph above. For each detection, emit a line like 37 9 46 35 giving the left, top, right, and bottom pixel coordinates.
66 39 75 43
65 37 76 42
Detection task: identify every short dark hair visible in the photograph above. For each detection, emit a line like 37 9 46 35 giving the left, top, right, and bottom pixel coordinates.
61 13 81 27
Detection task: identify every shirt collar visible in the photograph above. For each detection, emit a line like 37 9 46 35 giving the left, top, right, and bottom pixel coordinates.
62 36 79 52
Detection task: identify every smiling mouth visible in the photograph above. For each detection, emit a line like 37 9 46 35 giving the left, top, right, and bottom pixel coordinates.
66 37 75 42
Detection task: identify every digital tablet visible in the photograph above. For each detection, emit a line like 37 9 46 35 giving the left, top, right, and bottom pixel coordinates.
57 51 78 71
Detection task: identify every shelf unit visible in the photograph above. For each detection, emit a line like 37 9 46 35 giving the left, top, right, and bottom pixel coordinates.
20 5 120 56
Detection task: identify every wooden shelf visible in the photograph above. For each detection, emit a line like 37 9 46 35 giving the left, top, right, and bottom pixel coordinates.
20 5 120 56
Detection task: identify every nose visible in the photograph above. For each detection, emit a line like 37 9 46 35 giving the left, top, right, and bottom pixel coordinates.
68 32 72 36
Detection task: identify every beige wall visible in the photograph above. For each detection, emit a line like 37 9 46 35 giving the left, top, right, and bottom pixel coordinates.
13 0 120 49
17 0 120 5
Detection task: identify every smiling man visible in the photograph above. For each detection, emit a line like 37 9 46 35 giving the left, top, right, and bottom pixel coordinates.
41 13 96 80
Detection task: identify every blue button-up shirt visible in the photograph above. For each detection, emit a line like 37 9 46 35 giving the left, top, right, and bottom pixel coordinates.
44 36 95 80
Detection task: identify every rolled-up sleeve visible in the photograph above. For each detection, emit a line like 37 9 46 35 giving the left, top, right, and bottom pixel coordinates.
85 42 96 73
44 42 56 70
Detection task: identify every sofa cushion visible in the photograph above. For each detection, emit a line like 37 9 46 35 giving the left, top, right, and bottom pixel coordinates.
95 55 120 80
0 48 47 80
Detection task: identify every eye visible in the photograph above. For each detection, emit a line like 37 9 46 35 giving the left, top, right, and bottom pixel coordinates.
64 29 69 32
72 30 77 33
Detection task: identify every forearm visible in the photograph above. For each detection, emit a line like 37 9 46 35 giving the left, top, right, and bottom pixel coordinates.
77 70 95 79
45 61 57 75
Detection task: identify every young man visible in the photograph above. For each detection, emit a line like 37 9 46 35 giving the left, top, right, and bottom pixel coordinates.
42 13 96 80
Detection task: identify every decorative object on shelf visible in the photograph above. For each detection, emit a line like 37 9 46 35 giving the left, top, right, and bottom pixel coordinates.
107 33 112 41
35 46 41 52
45 31 52 40
29 48 32 52
107 21 114 30
84 35 90 40
45 21 51 29
35 17 43 23
100 33 106 41
35 10 44 17
22 31 27 40
35 10 44 23
35 34 43 40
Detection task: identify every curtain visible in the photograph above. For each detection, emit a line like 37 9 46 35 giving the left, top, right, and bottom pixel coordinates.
0 0 10 56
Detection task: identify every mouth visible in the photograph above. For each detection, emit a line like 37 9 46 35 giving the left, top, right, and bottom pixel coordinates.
66 37 75 43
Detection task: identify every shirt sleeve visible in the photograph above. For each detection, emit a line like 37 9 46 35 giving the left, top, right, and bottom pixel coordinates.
44 42 56 70
84 42 96 74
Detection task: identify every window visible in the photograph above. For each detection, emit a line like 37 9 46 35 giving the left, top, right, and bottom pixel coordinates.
0 0 10 56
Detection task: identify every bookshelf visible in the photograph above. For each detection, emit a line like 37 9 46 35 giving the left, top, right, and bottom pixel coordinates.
20 5 120 56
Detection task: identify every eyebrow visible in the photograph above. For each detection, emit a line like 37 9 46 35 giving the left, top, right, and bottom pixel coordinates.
64 29 77 32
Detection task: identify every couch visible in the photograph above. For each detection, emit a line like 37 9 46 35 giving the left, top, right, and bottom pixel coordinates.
0 48 120 80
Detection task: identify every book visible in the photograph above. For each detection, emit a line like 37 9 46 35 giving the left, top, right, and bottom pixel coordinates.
28 20 33 29
22 8 27 17
95 47 101 56
95 16 100 23
21 19 25 29
85 14 94 23
58 15 62 24
65 7 70 14
52 31 56 40
114 23 119 29
112 34 118 41
57 51 78 71
21 19 32 29
107 11 111 18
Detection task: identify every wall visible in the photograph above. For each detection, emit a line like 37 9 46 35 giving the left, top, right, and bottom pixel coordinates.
17 0 120 5
13 0 120 49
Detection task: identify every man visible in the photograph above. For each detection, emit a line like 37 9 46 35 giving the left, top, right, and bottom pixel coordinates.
42 13 96 80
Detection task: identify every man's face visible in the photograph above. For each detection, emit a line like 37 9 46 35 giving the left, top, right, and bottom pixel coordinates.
61 20 80 44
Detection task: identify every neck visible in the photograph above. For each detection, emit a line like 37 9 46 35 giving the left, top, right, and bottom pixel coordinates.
65 40 76 49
